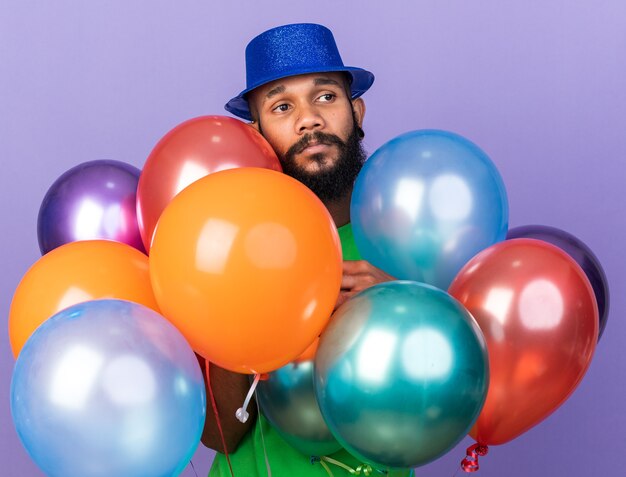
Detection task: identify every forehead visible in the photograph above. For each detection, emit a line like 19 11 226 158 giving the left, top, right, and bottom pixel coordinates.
249 72 349 102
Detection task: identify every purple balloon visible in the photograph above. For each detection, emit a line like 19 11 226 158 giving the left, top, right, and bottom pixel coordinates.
506 224 609 340
38 160 146 255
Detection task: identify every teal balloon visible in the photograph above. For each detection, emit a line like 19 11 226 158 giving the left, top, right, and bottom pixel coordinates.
257 357 342 457
314 281 488 469
11 299 206 477
351 129 508 290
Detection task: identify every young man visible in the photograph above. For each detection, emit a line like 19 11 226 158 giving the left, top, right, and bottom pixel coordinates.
203 23 412 477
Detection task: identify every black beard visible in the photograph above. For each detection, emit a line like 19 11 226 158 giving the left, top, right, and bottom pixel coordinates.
278 124 367 203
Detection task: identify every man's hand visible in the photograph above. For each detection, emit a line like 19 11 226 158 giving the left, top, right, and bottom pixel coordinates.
335 260 395 310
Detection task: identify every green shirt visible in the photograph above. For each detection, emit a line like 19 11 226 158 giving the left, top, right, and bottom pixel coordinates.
209 224 413 477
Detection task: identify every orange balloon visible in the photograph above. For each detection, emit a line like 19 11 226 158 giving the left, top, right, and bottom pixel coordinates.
295 338 320 363
149 168 342 374
137 116 281 252
9 240 159 358
449 239 598 446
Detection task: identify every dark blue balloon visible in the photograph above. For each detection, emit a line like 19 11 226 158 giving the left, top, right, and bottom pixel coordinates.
507 225 609 340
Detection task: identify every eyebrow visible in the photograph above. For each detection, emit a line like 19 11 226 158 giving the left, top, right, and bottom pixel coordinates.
313 77 342 87
265 85 285 99
263 77 343 100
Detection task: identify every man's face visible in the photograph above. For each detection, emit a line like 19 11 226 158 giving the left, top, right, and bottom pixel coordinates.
248 72 366 202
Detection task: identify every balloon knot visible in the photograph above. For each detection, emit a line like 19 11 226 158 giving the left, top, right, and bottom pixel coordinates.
461 443 488 473
354 464 374 475
236 373 261 423
235 407 249 423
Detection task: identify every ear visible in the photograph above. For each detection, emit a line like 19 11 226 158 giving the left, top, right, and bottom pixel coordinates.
248 120 260 132
351 98 366 128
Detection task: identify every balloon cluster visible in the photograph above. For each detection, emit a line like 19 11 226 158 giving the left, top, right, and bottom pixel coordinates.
261 129 607 473
10 116 320 476
9 117 607 476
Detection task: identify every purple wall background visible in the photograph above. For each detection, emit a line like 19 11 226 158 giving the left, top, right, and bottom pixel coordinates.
1 2 624 476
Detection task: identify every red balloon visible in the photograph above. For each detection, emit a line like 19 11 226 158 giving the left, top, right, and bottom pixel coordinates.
136 116 281 251
449 238 598 446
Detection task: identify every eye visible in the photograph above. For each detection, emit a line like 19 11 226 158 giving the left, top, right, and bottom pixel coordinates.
318 93 335 103
272 103 291 113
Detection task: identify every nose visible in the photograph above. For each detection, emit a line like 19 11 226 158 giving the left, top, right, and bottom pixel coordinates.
295 103 325 134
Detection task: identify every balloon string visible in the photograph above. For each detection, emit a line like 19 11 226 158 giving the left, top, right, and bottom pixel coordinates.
236 373 261 423
205 361 235 477
317 456 378 475
189 459 199 477
255 394 273 477
320 459 335 477
460 443 489 473
322 456 357 473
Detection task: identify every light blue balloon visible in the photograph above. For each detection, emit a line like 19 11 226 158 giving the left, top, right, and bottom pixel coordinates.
11 299 206 477
351 129 508 290
257 356 342 457
314 281 489 470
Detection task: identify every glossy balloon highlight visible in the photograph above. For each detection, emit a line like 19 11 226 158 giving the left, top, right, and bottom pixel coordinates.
507 224 609 339
11 299 206 477
38 160 145 254
315 281 489 469
449 239 598 445
351 130 508 289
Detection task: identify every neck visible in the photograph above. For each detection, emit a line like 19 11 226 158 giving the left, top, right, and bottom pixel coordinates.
323 189 352 228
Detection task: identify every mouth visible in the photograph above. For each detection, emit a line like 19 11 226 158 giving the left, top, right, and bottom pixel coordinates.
300 142 332 155
285 133 344 167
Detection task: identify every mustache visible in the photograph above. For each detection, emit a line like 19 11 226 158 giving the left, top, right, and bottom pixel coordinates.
286 132 345 157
